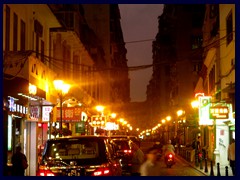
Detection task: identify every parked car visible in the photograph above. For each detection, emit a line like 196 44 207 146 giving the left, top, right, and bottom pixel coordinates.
37 135 122 176
110 135 141 147
110 138 133 175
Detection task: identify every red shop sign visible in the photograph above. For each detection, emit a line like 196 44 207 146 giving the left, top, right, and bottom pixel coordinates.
56 107 82 122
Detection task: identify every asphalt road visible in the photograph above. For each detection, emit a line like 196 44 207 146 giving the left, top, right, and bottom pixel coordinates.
139 141 207 176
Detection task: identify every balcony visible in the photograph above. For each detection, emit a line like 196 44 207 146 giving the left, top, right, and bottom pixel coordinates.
54 11 81 38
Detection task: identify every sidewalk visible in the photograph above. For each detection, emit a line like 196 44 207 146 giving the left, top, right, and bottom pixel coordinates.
178 154 233 176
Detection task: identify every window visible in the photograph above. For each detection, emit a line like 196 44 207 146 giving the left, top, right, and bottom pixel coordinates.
34 20 43 58
20 20 26 51
36 34 39 58
209 65 215 92
13 13 18 51
73 55 80 80
226 11 233 45
5 5 10 52
191 36 203 49
41 40 44 63
209 4 219 19
193 63 201 72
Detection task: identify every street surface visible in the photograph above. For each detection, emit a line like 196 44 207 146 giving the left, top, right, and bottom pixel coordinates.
138 141 206 176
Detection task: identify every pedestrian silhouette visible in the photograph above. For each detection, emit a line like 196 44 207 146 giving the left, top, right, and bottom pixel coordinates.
11 146 28 176
228 138 235 176
130 142 144 176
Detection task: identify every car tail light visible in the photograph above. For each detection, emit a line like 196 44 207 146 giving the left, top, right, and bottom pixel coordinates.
37 169 55 176
123 149 132 153
92 167 111 176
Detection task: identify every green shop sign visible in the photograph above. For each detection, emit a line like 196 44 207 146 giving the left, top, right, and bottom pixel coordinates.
75 122 85 133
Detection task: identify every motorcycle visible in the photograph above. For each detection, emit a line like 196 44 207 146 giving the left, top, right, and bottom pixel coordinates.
164 153 175 168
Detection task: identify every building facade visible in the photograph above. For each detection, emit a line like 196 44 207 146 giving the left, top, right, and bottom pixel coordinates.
3 4 129 175
3 4 62 175
146 5 205 142
195 4 235 167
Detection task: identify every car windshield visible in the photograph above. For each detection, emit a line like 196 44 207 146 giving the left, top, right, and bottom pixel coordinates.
44 139 102 161
112 140 130 150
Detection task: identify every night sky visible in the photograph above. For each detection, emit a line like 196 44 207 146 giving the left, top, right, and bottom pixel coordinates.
119 4 164 102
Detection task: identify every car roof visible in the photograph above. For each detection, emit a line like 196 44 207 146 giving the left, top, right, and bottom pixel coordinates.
47 135 110 141
110 135 138 138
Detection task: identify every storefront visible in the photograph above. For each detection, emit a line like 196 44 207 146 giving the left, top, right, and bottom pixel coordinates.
3 96 28 175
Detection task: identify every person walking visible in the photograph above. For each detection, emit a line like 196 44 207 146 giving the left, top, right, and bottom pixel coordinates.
130 142 145 176
140 147 162 176
11 145 28 176
228 138 235 176
192 136 201 166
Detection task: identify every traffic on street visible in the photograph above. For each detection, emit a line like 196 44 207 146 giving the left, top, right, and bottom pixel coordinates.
35 136 207 176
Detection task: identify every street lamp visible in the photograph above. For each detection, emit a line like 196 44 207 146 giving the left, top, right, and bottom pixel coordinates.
161 119 166 143
54 80 70 137
166 116 171 141
96 105 105 114
191 100 200 167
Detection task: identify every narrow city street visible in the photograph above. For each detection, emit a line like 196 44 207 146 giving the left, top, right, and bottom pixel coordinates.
3 4 235 177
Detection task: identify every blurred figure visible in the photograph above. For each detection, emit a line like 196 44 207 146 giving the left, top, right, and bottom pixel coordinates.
11 146 28 176
152 141 163 159
130 142 145 176
140 147 162 176
228 138 235 176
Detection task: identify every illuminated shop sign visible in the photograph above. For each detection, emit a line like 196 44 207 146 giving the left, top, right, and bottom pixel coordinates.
199 96 213 125
56 107 82 122
91 116 106 127
210 106 229 119
8 96 28 115
29 106 40 121
42 106 53 122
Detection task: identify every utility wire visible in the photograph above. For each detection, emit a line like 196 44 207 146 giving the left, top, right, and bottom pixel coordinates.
3 32 235 77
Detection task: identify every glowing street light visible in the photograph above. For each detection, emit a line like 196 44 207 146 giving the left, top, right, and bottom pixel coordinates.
166 116 171 121
177 110 184 117
110 113 117 119
191 100 199 109
96 105 105 114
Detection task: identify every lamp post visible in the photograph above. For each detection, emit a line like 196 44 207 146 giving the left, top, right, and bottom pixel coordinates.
161 119 166 143
191 100 200 166
54 80 70 137
166 116 171 141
